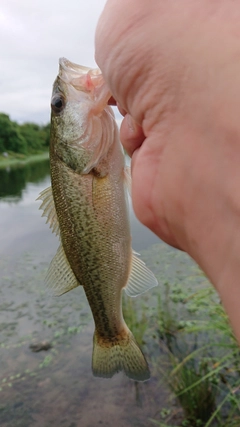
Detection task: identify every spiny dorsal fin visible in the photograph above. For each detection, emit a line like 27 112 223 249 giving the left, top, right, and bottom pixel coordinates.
124 251 158 297
37 186 60 236
46 244 81 296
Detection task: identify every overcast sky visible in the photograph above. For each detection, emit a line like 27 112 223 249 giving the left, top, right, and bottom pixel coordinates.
0 0 109 124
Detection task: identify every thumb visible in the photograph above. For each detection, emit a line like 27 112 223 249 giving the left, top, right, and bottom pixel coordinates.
120 114 145 157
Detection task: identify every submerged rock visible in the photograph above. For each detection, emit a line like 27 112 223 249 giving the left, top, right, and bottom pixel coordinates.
29 341 52 352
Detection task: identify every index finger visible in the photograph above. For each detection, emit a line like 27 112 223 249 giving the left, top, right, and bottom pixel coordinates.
107 99 127 117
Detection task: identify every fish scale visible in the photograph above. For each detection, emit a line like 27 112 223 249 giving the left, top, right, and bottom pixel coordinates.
38 57 158 381
51 153 129 338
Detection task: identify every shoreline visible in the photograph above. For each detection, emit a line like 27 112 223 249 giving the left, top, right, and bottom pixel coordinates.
0 151 49 169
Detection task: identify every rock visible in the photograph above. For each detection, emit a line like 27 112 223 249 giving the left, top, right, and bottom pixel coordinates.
29 341 52 352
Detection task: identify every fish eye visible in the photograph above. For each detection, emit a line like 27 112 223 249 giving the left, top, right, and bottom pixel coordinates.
51 94 65 114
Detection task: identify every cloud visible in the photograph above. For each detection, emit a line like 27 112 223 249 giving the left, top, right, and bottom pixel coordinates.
0 0 106 123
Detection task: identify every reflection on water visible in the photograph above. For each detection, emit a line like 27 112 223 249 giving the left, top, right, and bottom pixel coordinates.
0 158 159 258
0 159 170 427
0 160 50 201
0 161 56 258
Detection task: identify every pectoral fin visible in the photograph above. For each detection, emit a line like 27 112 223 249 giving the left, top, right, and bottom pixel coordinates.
124 251 158 297
46 244 81 296
37 186 60 236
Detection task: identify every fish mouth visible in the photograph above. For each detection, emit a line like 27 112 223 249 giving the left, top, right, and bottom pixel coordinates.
59 57 103 94
59 57 96 76
55 57 112 116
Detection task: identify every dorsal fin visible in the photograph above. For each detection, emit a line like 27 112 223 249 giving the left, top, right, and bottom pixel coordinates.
37 186 60 236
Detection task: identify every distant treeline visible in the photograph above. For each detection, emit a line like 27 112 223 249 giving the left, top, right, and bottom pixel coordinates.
0 113 50 155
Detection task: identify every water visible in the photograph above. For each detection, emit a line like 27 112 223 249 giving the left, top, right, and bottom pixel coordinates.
0 159 172 427
0 160 159 258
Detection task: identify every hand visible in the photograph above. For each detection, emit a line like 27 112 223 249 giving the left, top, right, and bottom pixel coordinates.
95 0 240 340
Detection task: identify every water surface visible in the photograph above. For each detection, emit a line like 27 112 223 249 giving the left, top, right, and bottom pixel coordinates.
0 160 176 427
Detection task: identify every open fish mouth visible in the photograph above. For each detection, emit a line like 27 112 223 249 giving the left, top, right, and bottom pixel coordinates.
59 57 103 94
59 57 96 76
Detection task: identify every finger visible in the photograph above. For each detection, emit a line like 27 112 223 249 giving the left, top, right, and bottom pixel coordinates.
107 98 127 117
131 140 183 250
116 102 127 117
120 114 145 157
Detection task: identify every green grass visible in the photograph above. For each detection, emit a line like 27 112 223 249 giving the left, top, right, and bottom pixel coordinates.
127 244 240 427
0 151 49 169
153 283 240 426
122 294 148 346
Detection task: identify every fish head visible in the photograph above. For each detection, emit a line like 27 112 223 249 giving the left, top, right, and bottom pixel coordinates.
50 58 117 174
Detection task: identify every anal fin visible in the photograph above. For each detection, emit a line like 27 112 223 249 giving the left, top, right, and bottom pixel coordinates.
46 244 81 296
124 251 158 297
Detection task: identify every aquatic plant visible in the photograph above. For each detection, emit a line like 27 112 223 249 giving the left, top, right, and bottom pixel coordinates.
122 294 148 346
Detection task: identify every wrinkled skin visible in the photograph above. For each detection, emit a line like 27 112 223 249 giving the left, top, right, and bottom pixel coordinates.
95 1 240 342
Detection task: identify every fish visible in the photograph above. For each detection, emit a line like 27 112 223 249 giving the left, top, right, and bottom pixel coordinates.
38 58 158 381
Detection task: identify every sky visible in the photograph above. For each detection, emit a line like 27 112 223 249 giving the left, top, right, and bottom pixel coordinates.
0 0 109 124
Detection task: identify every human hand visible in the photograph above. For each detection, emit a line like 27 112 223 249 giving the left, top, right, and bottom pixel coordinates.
95 1 240 339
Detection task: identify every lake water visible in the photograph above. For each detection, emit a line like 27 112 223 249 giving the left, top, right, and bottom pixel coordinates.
0 159 179 427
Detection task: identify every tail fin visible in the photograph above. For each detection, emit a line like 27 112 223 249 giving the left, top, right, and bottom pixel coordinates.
92 330 150 381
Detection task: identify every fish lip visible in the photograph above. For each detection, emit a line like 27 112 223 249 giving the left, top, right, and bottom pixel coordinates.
58 58 104 93
59 57 102 79
57 58 112 113
59 57 95 75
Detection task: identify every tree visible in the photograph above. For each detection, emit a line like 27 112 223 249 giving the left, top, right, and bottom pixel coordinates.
19 122 50 153
0 113 27 154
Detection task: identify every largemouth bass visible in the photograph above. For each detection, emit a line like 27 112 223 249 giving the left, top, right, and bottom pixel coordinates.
38 58 158 381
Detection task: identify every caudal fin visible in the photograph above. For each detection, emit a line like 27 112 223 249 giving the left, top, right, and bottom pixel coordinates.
92 330 150 381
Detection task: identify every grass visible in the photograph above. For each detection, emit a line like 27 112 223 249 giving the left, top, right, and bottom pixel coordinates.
149 279 240 426
122 294 149 346
0 151 49 169
125 243 240 427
